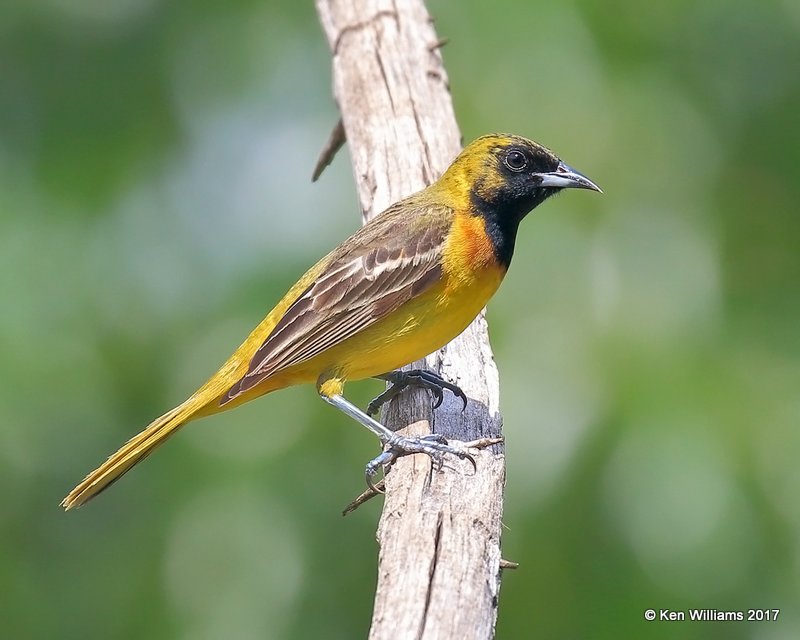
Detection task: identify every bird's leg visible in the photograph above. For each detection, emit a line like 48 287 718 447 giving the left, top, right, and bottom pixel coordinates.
367 369 468 416
320 392 474 491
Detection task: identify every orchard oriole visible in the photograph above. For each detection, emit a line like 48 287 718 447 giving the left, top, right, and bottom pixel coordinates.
61 133 600 510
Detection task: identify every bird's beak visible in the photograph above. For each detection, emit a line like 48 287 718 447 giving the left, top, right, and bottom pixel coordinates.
536 161 602 193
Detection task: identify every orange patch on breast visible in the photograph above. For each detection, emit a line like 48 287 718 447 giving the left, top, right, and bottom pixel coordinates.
442 212 501 283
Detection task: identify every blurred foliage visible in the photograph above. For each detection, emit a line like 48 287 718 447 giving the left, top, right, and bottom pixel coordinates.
1 0 799 638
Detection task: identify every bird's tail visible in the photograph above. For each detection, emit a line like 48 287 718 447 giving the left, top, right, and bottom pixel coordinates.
60 391 216 511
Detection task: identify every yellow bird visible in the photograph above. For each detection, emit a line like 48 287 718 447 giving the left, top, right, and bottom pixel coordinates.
61 133 600 510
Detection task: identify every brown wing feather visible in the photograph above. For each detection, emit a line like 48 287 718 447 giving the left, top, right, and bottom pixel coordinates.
221 201 452 404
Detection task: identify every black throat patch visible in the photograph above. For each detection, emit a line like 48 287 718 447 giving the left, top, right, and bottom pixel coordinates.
469 190 535 269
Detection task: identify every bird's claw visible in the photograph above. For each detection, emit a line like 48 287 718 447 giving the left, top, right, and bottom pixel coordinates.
365 433 474 491
368 369 468 415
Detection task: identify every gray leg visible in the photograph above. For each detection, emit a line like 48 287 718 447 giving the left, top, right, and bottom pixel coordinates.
321 392 474 490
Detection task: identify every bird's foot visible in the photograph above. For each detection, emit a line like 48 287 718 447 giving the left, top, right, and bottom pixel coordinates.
343 436 504 514
367 369 468 415
365 432 475 492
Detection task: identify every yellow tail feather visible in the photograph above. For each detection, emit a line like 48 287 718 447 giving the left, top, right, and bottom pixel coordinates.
61 394 211 510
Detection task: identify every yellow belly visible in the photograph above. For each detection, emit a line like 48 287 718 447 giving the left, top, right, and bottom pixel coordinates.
216 212 507 407
312 264 504 381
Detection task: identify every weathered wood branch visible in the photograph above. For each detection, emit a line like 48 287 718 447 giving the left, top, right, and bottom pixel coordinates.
315 1 506 638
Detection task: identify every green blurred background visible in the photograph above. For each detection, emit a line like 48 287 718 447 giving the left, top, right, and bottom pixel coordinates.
2 0 799 638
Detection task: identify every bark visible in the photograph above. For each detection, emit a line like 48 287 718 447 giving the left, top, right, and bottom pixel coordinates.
315 2 506 638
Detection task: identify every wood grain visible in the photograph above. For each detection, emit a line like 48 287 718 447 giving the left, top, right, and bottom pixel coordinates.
315 1 506 637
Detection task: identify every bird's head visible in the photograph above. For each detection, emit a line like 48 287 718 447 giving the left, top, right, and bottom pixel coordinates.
441 133 600 219
436 133 601 266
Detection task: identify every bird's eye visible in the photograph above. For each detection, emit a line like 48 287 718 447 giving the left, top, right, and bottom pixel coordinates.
504 149 528 172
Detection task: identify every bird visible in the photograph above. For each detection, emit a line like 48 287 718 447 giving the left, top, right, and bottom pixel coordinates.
61 133 600 510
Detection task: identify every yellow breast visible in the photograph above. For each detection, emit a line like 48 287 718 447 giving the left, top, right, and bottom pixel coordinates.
328 212 506 381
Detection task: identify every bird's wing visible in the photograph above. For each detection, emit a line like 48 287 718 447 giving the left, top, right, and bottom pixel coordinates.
221 202 452 403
